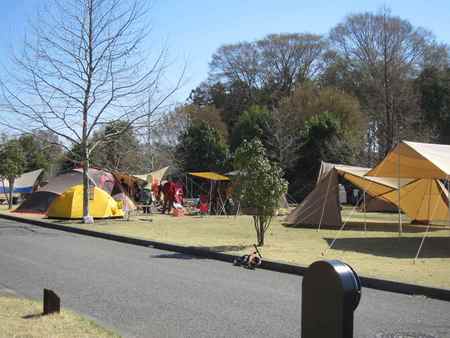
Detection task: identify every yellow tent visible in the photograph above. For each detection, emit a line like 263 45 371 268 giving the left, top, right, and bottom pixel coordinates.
47 185 124 219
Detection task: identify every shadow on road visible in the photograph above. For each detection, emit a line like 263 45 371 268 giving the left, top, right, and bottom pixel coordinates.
151 252 200 260
150 245 249 260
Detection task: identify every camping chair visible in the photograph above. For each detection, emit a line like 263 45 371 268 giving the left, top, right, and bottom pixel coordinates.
198 194 209 216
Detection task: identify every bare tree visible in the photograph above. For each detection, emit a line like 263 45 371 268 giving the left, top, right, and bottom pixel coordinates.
257 33 326 94
329 8 445 156
209 33 326 103
0 0 183 221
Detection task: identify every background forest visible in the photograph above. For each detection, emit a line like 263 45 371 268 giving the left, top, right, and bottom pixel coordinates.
3 9 450 201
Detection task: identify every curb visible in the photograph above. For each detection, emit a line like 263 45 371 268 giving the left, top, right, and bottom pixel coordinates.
1 213 449 302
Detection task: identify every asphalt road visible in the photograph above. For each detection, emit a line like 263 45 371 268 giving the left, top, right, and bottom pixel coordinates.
0 219 449 338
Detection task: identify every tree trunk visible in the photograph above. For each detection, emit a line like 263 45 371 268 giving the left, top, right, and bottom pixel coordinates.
82 153 90 221
257 215 265 246
7 178 14 210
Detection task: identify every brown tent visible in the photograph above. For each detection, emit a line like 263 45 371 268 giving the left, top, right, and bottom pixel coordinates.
285 168 342 227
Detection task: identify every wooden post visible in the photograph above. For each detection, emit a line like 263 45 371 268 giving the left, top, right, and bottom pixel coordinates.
43 289 60 315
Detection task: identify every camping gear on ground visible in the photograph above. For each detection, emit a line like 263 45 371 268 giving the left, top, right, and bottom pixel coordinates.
233 245 263 269
47 184 124 219
198 194 209 215
188 172 230 215
172 203 185 217
113 193 137 211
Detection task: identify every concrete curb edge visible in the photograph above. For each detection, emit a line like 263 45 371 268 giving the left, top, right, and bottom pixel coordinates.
1 213 449 302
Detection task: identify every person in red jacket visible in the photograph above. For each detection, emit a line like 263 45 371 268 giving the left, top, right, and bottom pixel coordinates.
162 178 176 214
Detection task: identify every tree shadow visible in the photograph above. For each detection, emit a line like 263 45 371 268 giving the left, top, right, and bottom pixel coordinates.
197 244 250 252
324 236 450 258
150 245 250 260
151 252 200 260
283 221 445 233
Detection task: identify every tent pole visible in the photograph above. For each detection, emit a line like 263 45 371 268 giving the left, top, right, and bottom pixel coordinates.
363 189 367 234
414 182 434 264
209 181 213 214
397 150 402 236
446 175 450 227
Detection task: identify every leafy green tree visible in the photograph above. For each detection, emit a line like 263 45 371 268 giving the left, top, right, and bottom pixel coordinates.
90 121 142 173
59 143 84 174
416 67 450 143
18 135 50 172
289 111 354 201
233 139 287 246
0 140 26 209
231 105 272 151
181 103 229 140
176 121 229 172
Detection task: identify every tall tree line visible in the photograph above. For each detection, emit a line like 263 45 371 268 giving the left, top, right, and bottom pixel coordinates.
175 8 449 200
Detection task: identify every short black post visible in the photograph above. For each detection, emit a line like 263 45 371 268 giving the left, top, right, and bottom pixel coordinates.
302 260 361 338
43 289 60 315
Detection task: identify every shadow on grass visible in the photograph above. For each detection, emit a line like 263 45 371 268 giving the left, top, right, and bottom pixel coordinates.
324 236 450 258
22 313 45 319
283 221 445 233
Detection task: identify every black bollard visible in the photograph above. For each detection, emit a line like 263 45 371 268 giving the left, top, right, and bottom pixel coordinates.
302 260 361 338
43 289 60 315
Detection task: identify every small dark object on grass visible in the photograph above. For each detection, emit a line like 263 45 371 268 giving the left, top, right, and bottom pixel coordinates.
43 288 60 315
233 244 262 269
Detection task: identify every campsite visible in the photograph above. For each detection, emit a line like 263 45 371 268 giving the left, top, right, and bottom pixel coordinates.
1 143 450 289
1 1 450 337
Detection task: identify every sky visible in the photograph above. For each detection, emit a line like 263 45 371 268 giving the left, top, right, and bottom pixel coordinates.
1 0 450 103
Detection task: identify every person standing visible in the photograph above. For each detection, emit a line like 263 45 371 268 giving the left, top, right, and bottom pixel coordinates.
162 179 176 214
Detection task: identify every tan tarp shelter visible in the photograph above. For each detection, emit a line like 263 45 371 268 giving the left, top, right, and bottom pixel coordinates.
363 196 398 213
134 167 170 188
286 161 449 227
367 141 450 179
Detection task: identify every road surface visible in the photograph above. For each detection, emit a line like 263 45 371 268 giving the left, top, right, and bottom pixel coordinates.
0 218 449 337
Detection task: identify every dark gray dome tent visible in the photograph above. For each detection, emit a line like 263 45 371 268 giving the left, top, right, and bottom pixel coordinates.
15 171 95 214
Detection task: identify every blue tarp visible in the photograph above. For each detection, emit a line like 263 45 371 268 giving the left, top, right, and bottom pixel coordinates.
0 186 34 194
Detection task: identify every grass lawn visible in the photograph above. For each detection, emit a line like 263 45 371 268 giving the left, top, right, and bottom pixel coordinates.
0 293 119 338
2 204 450 289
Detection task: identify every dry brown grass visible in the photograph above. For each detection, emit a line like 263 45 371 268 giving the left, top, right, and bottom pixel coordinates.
2 205 450 289
0 295 120 338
